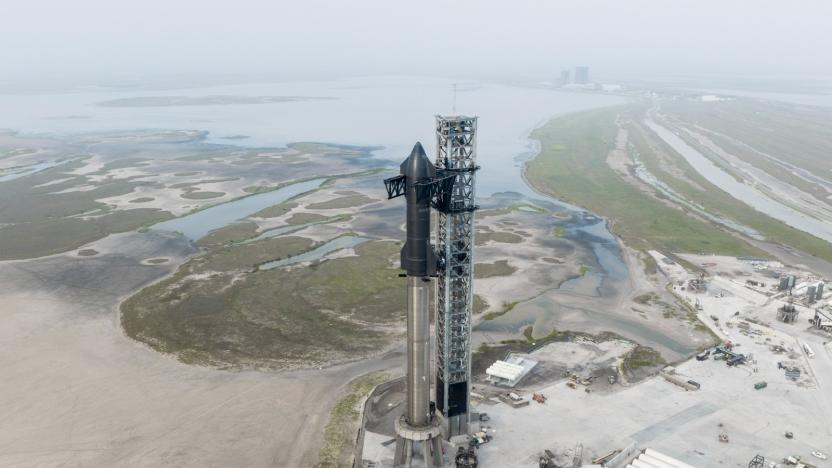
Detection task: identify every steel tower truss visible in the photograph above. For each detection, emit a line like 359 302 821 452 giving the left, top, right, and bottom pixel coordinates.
433 115 478 436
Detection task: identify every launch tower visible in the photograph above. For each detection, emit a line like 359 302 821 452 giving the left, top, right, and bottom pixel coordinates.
433 115 478 436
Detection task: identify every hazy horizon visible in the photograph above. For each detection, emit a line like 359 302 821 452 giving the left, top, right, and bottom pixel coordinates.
2 0 831 90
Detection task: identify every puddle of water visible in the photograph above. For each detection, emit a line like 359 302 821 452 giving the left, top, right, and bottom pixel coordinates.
258 235 368 270
559 272 605 296
152 178 323 240
0 160 70 182
240 215 346 245
476 294 694 355
475 298 557 337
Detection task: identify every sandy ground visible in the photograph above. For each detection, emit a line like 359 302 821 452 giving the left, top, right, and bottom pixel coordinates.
0 231 402 468
475 231 712 362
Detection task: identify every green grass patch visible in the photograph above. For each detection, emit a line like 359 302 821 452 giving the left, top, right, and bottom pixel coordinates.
197 222 261 247
251 201 298 219
630 110 832 263
642 252 658 275
621 345 666 375
475 231 524 246
307 194 374 210
482 301 519 321
287 212 330 225
474 260 517 279
121 240 404 369
180 191 225 200
473 294 489 315
315 371 390 468
512 203 545 214
525 106 765 257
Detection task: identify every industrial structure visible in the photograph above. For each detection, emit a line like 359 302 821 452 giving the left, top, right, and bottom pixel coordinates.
812 308 832 332
777 301 799 324
809 282 825 302
384 142 456 467
574 66 590 85
433 115 479 437
779 275 796 292
808 285 818 303
557 70 570 87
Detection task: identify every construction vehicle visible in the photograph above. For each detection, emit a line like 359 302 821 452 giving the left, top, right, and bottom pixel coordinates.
455 446 478 468
471 431 491 447
727 354 747 366
539 456 555 468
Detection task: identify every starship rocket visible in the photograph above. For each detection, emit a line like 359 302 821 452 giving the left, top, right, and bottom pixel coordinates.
399 141 436 427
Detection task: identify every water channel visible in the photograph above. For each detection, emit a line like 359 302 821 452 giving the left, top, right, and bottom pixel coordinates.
645 118 832 244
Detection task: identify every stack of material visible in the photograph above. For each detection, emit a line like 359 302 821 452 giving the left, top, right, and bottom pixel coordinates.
487 360 524 383
626 449 697 468
497 393 529 408
486 357 537 386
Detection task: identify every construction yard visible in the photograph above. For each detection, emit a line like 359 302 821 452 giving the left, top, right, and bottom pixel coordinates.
464 253 832 468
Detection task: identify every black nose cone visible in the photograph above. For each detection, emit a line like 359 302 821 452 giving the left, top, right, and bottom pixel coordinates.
400 142 435 180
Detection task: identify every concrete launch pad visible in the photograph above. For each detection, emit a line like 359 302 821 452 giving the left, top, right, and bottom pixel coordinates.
393 415 444 468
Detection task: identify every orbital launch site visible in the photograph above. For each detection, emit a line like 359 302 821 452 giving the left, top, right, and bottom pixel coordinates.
2 2 832 468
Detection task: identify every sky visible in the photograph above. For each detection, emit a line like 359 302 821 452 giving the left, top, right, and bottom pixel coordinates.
2 0 830 89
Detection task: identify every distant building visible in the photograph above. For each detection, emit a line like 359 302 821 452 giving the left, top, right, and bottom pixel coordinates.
574 66 590 84
817 282 825 301
778 274 799 292
558 70 570 86
808 285 817 303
